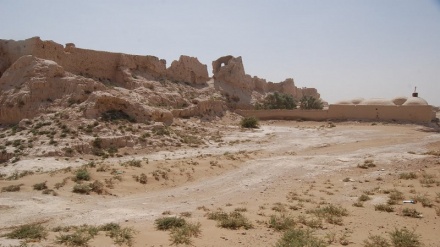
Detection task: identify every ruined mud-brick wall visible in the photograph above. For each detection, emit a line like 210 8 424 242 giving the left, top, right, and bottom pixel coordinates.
0 37 167 84
236 105 434 123
211 55 320 101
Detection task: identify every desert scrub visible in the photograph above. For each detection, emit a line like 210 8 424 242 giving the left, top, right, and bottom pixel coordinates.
401 208 422 218
55 225 99 246
375 204 394 212
358 194 371 202
399 172 417 180
74 168 90 181
358 159 376 169
33 181 48 191
4 223 48 241
306 204 348 225
72 183 92 194
413 194 433 207
268 214 296 231
272 202 288 213
1 184 23 192
107 227 137 247
218 211 253 230
296 215 323 229
275 228 327 247
155 216 200 246
155 217 186 231
240 116 259 128
389 228 421 247
122 159 142 167
55 230 93 246
133 173 147 184
90 180 105 194
363 235 390 247
169 222 201 246
387 189 404 205
419 172 437 187
99 222 121 232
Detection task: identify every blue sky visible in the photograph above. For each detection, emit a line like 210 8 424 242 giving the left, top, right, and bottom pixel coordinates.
1 0 439 106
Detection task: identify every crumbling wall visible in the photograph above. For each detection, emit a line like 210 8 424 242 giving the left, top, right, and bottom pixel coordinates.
0 37 167 88
167 55 209 84
211 55 321 106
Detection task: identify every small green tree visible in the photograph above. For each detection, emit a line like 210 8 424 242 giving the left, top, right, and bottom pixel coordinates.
299 96 324 110
256 92 297 109
240 117 259 129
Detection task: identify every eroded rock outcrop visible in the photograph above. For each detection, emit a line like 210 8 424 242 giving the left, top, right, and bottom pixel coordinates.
167 55 209 84
84 91 174 125
0 55 104 124
172 100 226 118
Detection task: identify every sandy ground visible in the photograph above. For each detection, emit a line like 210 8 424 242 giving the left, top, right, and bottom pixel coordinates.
1 120 440 246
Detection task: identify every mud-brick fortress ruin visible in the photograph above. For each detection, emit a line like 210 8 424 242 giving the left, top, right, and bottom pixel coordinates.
0 37 436 125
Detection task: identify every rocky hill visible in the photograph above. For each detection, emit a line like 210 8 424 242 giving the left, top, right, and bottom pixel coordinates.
0 37 320 162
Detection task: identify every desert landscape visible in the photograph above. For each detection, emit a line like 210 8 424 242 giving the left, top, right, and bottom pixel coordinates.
1 38 440 247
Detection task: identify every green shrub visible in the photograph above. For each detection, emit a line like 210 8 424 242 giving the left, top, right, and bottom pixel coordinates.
155 217 186 231
389 228 421 247
275 228 327 247
256 92 297 110
75 168 90 181
4 224 48 241
240 116 259 129
299 96 324 110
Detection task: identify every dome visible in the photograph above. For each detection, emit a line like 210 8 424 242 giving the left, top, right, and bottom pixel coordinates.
359 98 394 105
392 96 408 106
351 97 365 105
402 97 428 106
334 100 353 105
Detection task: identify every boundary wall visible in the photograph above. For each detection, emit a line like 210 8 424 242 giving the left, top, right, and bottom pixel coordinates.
236 104 435 123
